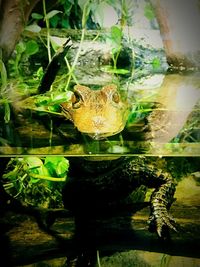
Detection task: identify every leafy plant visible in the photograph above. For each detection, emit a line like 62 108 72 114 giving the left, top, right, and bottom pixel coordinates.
27 0 135 84
107 26 123 70
102 25 131 75
8 0 136 94
49 1 72 28
63 0 92 90
34 90 72 113
8 40 39 77
127 101 155 126
25 1 93 90
26 0 62 63
0 49 11 123
2 156 69 208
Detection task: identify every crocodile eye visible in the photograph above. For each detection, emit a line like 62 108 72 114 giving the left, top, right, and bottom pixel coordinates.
71 91 82 108
112 92 120 103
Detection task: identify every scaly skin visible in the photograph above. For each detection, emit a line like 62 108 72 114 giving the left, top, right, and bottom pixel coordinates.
119 157 177 237
63 157 177 238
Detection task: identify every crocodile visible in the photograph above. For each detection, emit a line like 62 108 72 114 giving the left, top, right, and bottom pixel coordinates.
38 38 177 240
61 83 129 140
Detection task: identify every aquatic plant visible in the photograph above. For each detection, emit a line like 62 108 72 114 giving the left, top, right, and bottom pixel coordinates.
2 156 69 208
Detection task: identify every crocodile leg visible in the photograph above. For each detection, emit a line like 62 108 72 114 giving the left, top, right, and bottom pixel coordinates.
119 157 177 238
147 171 177 237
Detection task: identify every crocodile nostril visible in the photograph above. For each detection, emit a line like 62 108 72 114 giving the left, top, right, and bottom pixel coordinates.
92 116 105 128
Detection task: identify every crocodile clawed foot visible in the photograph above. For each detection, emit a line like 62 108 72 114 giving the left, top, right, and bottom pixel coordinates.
147 213 177 239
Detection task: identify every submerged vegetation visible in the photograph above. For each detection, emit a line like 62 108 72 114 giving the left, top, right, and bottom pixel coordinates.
2 156 69 208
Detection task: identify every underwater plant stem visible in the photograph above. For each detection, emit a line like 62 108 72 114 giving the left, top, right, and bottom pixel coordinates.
43 0 51 62
64 0 91 89
65 27 85 90
49 119 53 148
64 57 79 86
97 250 101 267
30 173 66 182
112 46 122 70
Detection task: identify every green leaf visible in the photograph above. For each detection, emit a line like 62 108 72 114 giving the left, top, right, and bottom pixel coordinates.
44 156 69 177
25 40 39 56
29 164 50 184
50 36 69 52
50 91 72 104
111 46 121 54
31 13 43 20
38 165 51 176
78 0 89 10
46 10 62 20
4 102 10 123
25 24 41 33
110 26 122 46
48 104 60 112
16 42 26 54
25 156 43 169
50 14 60 28
36 66 44 79
61 18 70 28
152 58 161 69
35 92 72 108
0 59 7 88
35 96 51 107
91 2 117 28
81 2 91 27
56 159 69 177
44 156 63 166
101 65 129 74
144 3 155 20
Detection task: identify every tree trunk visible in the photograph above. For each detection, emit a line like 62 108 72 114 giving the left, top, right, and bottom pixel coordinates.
150 0 200 68
0 0 40 62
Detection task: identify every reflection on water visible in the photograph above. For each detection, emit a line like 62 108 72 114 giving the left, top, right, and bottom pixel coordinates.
0 72 199 156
